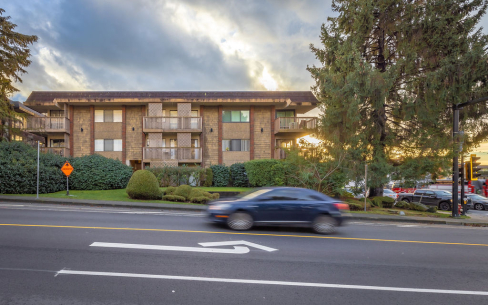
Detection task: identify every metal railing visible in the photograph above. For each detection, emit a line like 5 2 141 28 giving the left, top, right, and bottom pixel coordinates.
26 117 69 132
274 117 316 132
143 117 202 131
40 147 70 157
143 147 202 162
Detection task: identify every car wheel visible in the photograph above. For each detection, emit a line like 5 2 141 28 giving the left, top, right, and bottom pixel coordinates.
403 198 410 203
474 203 485 211
227 212 253 231
439 201 451 211
312 215 337 234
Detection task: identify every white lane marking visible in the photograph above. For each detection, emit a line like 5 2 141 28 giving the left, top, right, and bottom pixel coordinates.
90 242 250 254
56 269 488 296
397 225 420 228
199 240 278 252
0 204 25 207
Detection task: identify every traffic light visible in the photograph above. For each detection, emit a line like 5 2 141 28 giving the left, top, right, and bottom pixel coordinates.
470 154 481 181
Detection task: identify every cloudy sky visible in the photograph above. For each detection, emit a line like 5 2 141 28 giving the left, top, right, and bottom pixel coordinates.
4 0 488 163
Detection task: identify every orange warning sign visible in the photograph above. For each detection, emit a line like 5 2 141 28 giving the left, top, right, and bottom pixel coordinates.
61 162 74 177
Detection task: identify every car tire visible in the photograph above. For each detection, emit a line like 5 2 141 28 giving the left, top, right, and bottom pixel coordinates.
439 201 451 211
474 203 485 211
312 215 337 234
403 198 410 203
227 212 253 231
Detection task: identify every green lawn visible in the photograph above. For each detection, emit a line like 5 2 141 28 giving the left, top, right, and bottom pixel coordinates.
350 207 470 219
1 187 251 204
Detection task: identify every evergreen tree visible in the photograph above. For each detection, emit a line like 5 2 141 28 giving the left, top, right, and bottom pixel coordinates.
0 8 37 139
308 0 488 196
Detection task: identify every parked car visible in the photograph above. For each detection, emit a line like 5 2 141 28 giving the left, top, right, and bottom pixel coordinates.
344 188 365 199
466 194 488 211
383 189 398 200
207 187 349 234
398 189 471 211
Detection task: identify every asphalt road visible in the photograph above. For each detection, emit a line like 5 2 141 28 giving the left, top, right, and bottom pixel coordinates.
1 202 488 305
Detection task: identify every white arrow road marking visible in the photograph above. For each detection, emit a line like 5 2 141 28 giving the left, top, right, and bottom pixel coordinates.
90 242 250 254
55 269 488 296
199 240 278 252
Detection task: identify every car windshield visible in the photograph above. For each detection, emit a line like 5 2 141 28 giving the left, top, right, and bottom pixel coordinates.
383 189 394 193
236 189 272 201
468 194 487 200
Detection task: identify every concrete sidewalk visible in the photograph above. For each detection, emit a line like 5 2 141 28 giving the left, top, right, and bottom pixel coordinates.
1 195 487 226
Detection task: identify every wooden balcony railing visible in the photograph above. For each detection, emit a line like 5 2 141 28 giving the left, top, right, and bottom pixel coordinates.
40 147 70 157
143 117 202 132
26 117 70 133
143 147 202 162
274 117 316 134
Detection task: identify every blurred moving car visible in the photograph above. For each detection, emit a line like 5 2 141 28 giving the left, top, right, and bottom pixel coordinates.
466 194 488 211
207 187 349 234
383 189 399 200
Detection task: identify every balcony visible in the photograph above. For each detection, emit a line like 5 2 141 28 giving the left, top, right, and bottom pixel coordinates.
274 117 316 136
274 148 287 160
143 117 202 133
40 147 70 157
143 147 202 163
26 117 70 134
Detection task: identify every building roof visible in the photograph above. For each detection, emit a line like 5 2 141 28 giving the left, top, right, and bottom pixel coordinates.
25 91 318 104
10 101 44 117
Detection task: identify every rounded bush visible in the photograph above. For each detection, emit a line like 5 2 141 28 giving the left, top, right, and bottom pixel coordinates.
409 202 429 212
165 186 177 195
210 165 230 187
230 163 249 187
163 195 186 202
204 168 213 187
174 185 192 200
126 170 162 200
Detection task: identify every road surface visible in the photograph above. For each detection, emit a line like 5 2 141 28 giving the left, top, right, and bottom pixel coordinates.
0 202 487 305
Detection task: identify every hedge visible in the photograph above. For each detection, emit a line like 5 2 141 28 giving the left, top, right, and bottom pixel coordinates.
148 165 205 187
230 163 248 187
210 164 230 187
244 159 281 187
0 141 132 194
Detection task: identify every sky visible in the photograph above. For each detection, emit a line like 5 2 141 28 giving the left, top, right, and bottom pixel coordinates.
3 0 488 164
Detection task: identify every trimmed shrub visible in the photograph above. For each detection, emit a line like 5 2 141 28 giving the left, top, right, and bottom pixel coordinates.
210 165 230 187
190 196 209 204
174 185 192 200
245 159 281 187
126 170 162 200
230 163 249 187
211 193 220 199
395 201 410 209
149 165 205 187
427 206 438 213
372 196 395 208
165 186 177 195
203 167 213 187
162 195 186 202
347 202 363 211
344 198 371 210
409 202 429 212
270 163 285 186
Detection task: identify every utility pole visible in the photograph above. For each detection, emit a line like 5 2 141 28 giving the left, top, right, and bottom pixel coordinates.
364 164 368 212
461 154 466 216
452 108 459 217
36 141 39 200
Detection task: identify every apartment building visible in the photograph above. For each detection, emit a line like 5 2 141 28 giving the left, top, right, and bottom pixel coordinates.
1 101 44 147
22 91 318 169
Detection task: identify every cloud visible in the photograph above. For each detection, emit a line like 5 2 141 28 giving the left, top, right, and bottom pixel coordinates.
3 0 337 102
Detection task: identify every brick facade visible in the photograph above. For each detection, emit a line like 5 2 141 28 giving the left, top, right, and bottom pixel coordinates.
126 106 143 161
72 106 91 157
203 106 219 166
254 106 272 159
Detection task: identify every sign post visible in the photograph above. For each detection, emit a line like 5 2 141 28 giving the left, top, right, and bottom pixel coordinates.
61 162 74 196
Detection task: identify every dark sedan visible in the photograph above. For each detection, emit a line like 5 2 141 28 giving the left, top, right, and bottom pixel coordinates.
466 194 488 211
207 187 349 234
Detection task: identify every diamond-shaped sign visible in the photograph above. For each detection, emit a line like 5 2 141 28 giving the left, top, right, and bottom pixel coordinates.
61 162 74 177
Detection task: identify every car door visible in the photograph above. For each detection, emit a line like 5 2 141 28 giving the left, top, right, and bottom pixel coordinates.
413 190 425 203
254 189 302 222
422 191 436 206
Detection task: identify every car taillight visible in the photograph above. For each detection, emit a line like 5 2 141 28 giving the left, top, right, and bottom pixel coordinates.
334 203 350 211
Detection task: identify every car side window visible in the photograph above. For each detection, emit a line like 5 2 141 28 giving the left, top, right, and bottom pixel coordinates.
415 191 425 195
263 189 312 201
425 191 434 196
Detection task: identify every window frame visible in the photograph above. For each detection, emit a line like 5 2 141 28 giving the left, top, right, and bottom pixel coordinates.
222 139 250 151
94 109 123 122
222 110 250 123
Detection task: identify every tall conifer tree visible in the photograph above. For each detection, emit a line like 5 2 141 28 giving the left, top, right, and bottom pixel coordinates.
0 8 37 139
309 0 488 195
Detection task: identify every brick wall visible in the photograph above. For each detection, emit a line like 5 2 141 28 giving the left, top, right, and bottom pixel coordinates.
126 106 143 160
72 106 91 157
222 123 250 139
253 106 272 159
94 123 123 139
223 151 250 166
203 106 218 167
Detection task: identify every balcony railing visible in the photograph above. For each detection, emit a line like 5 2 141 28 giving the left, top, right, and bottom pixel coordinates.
275 148 287 160
26 117 70 133
40 147 70 157
274 117 316 134
143 147 202 162
143 117 202 132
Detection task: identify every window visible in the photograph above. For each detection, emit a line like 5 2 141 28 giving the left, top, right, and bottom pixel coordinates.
276 110 295 118
222 110 250 122
191 110 198 117
50 139 65 147
95 139 122 151
170 110 178 117
94 110 123 122
222 139 250 151
50 110 64 117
